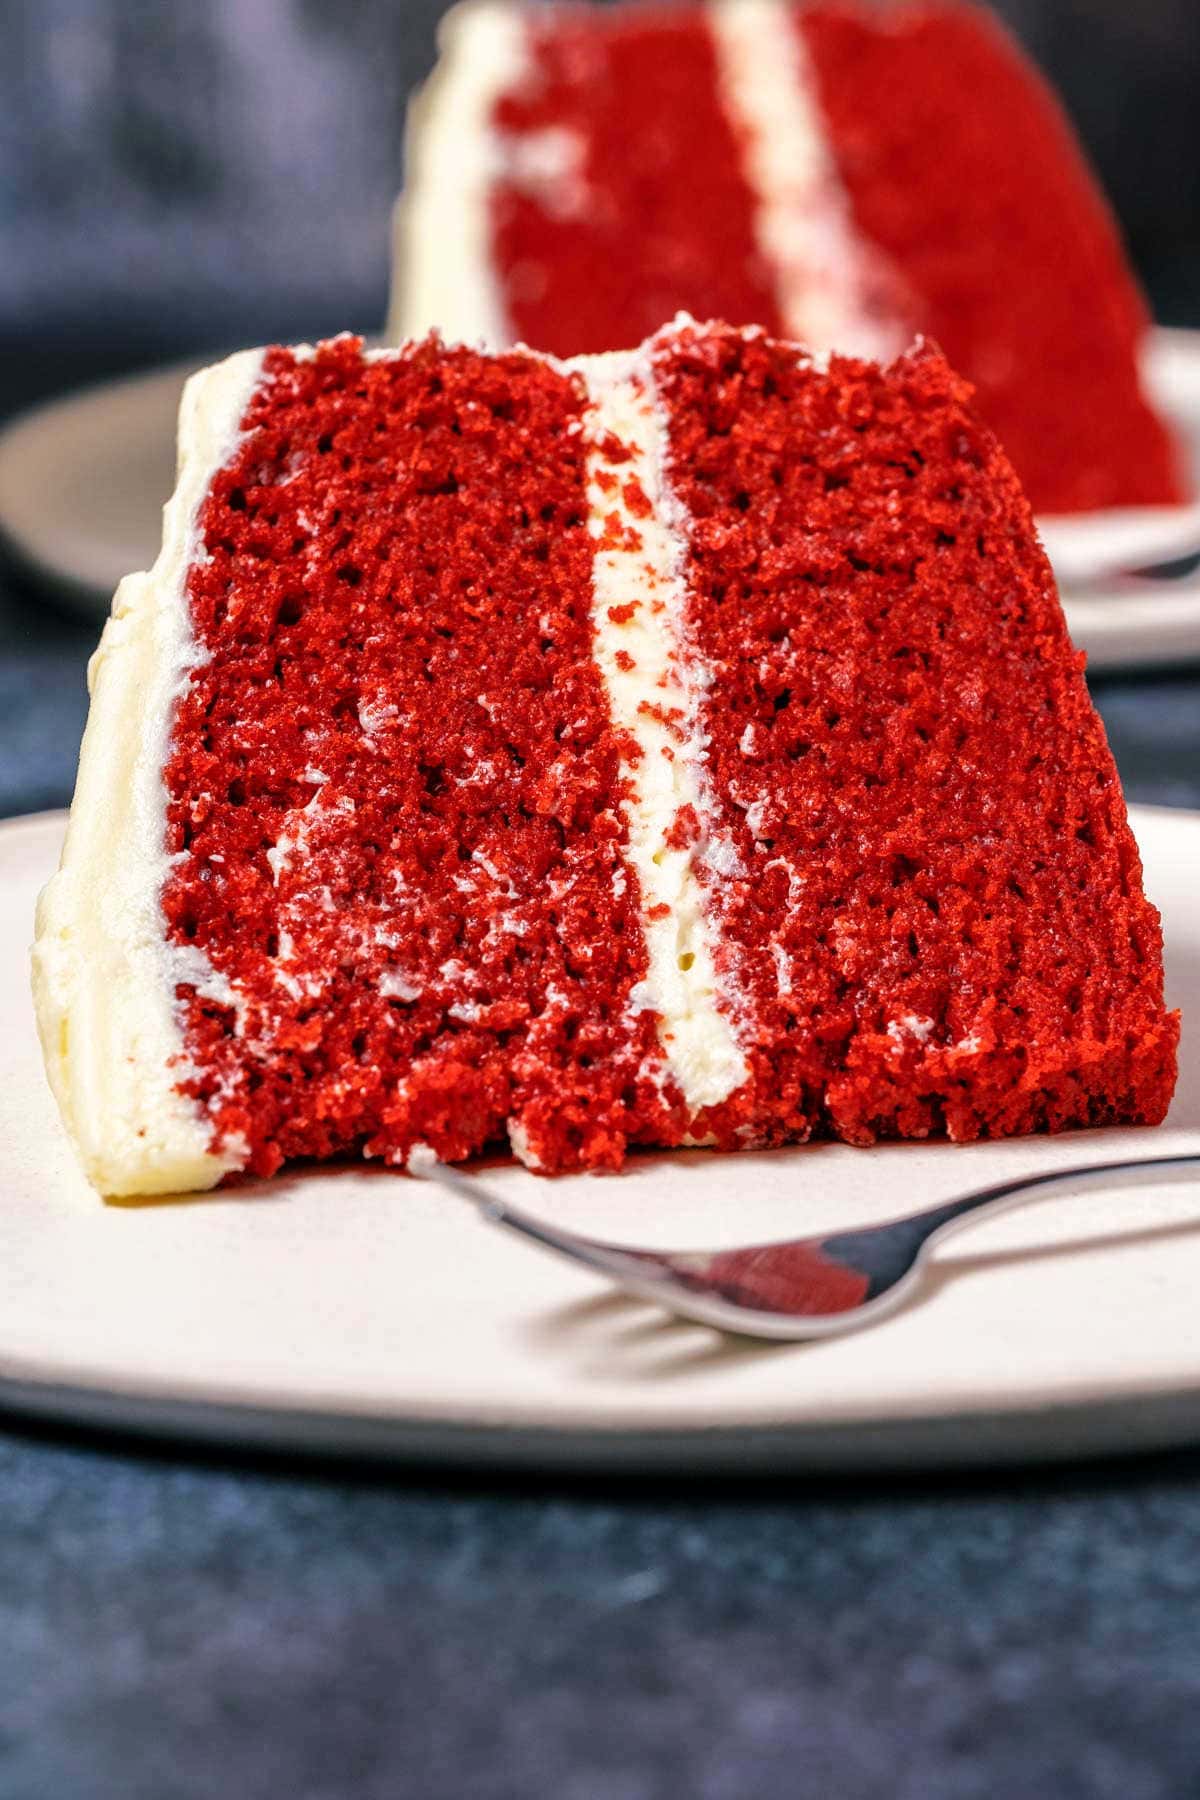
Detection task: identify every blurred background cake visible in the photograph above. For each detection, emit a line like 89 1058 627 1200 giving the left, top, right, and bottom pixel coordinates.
388 0 1187 517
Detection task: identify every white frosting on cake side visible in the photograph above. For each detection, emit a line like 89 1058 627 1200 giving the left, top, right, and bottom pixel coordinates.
31 349 265 1196
576 347 749 1114
707 0 907 361
385 0 528 347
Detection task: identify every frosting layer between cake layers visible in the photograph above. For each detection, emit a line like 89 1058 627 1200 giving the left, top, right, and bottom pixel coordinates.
578 347 748 1113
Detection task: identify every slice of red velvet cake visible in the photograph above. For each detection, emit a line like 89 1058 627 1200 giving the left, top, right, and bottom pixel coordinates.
33 321 1178 1196
389 0 1187 519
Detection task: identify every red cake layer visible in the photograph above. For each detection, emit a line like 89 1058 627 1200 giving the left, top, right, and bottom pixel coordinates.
800 4 1186 515
161 337 686 1177
490 8 784 354
653 322 1178 1145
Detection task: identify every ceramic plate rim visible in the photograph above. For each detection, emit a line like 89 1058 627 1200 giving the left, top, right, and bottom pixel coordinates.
7 1373 1200 1476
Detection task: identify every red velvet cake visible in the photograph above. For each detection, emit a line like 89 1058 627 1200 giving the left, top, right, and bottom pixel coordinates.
390 0 1187 518
33 321 1178 1195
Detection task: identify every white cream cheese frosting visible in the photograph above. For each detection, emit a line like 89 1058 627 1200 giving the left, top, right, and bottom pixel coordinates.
31 349 265 1196
386 0 528 348
576 344 749 1113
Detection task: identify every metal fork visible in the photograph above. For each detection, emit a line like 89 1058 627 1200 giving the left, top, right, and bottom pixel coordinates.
427 1154 1200 1340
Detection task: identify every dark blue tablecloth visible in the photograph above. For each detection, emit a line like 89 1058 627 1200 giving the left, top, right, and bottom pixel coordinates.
2 1423 1200 1800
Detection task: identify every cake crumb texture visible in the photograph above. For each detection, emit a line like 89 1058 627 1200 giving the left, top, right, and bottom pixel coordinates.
654 320 1178 1147
162 336 686 1178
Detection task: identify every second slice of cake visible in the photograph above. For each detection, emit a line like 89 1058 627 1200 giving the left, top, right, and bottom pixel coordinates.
33 321 1178 1194
389 0 1186 519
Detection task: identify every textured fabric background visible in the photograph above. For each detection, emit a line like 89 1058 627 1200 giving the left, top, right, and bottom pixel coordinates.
3 1429 1200 1800
1 5 1199 1795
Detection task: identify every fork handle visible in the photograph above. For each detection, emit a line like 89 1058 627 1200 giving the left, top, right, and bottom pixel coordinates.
889 1153 1200 1261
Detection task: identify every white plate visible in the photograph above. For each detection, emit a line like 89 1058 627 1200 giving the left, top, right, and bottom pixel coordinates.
0 357 194 612
1039 328 1200 587
1 807 1197 1472
2 332 1199 670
